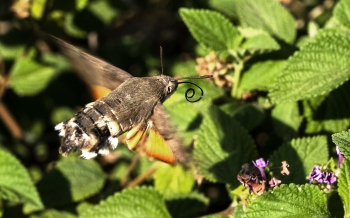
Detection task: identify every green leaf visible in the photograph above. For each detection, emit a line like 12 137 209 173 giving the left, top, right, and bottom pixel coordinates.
332 130 350 159
31 209 77 218
232 103 265 131
220 102 265 131
245 184 331 217
270 29 350 103
239 60 286 92
235 0 296 44
88 0 120 25
194 105 257 186
338 158 350 217
76 0 88 10
0 30 26 60
30 0 46 20
80 186 171 218
269 136 329 184
179 8 243 52
334 0 350 31
35 157 105 207
10 52 55 96
169 60 196 78
164 78 224 144
208 0 239 20
154 163 195 198
232 203 244 217
50 107 76 125
271 101 302 141
327 191 345 218
166 192 209 218
239 28 280 54
64 12 88 38
203 215 227 218
303 82 350 134
0 149 43 209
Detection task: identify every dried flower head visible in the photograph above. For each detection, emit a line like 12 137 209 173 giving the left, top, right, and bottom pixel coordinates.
195 51 233 88
268 177 282 188
281 161 290 175
11 0 30 19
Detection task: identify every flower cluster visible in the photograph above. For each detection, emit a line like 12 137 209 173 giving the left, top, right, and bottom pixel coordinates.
309 166 336 190
237 158 289 196
195 51 233 88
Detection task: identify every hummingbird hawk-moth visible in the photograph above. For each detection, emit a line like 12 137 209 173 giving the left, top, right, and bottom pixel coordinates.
52 36 211 164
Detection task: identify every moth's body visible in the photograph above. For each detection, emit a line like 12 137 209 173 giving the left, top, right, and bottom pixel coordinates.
56 75 178 160
51 35 208 164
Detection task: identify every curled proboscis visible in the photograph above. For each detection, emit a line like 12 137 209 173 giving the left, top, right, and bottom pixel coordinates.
178 81 204 103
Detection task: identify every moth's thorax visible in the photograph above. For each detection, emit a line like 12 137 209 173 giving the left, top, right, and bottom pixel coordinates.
115 75 178 103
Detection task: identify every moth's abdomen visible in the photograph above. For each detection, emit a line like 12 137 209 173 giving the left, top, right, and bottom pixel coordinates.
55 98 124 159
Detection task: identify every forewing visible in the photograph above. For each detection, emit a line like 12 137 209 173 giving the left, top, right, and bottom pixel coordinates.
51 35 133 90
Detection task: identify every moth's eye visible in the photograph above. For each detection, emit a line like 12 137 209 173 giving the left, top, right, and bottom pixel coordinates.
167 86 173 94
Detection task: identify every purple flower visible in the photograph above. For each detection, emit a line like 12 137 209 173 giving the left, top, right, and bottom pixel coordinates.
309 166 324 183
309 166 337 190
323 172 336 184
253 158 269 168
336 146 344 168
253 158 269 180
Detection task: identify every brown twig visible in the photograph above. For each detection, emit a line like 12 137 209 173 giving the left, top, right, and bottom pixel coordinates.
0 102 23 139
125 163 159 189
120 153 140 187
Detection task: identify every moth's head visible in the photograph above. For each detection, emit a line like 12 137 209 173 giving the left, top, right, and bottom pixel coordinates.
158 74 213 103
160 75 178 102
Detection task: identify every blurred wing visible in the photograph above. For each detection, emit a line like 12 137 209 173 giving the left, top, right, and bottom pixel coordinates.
51 35 133 90
149 103 190 165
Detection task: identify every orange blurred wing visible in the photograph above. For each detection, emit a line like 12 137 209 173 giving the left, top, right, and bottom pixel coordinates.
89 85 112 100
145 128 176 164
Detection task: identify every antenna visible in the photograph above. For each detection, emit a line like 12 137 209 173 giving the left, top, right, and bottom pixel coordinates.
160 46 164 75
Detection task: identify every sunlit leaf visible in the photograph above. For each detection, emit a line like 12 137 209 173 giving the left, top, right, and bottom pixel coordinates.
10 51 55 96
239 60 286 93
334 0 350 31
80 186 171 218
0 149 43 210
179 8 243 52
30 0 46 20
235 0 296 43
332 130 350 159
154 163 195 198
239 28 280 54
270 29 350 103
245 184 331 217
338 158 350 217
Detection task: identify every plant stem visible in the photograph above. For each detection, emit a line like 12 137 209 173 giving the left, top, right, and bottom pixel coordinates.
231 59 244 98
